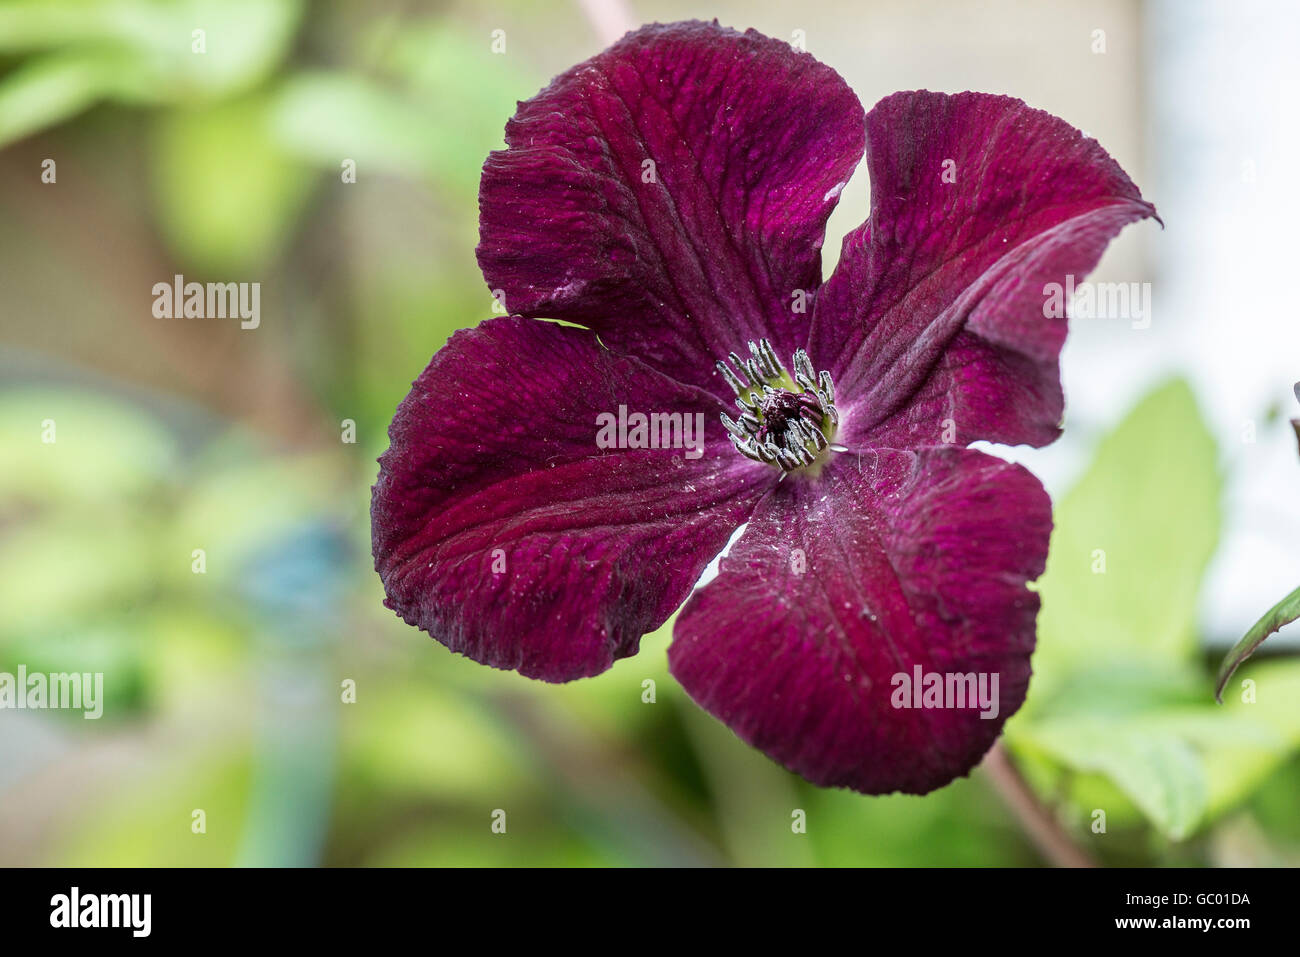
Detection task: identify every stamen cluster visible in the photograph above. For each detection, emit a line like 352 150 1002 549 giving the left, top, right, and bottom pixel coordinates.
717 339 838 469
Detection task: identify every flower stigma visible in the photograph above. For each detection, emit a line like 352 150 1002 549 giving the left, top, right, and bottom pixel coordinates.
717 339 838 472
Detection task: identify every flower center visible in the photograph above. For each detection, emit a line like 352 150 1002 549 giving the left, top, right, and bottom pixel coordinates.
717 339 838 470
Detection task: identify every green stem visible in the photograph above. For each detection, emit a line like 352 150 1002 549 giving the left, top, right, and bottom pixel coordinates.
982 742 1096 868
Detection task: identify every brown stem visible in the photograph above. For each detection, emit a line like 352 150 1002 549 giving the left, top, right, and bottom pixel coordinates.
981 742 1096 868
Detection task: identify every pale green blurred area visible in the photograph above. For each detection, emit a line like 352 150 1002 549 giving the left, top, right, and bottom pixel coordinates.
1 0 1298 868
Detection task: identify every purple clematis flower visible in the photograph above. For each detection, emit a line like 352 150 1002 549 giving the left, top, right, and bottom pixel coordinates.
372 20 1157 794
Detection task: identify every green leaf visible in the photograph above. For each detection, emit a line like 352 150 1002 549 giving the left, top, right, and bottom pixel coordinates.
1030 378 1222 704
806 776 1035 866
1009 659 1300 840
0 0 304 142
1215 585 1300 703
152 93 313 273
0 511 161 641
268 21 534 193
1203 660 1300 815
375 21 535 192
1013 713 1208 840
982 377 1300 840
1 620 151 717
1003 379 1255 841
0 51 137 147
50 751 254 866
266 72 441 179
0 389 177 504
1012 705 1282 840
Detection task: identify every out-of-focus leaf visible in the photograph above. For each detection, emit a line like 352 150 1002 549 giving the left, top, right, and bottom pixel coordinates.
0 512 160 640
1 621 150 718
0 0 302 92
680 704 814 867
549 619 674 740
1013 708 1278 840
1205 659 1300 813
1215 585 1300 702
1008 659 1300 841
375 21 533 191
0 0 290 54
362 818 615 868
269 21 533 192
1003 380 1300 842
0 51 142 147
806 776 1036 866
139 609 247 715
51 750 253 866
1246 752 1300 847
1030 378 1222 704
1021 661 1205 721
0 390 177 504
267 72 441 178
345 683 532 802
152 94 313 273
351 276 482 438
0 0 303 140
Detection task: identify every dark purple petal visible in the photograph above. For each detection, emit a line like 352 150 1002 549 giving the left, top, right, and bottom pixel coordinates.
478 20 865 397
810 91 1157 449
668 447 1051 794
373 317 770 682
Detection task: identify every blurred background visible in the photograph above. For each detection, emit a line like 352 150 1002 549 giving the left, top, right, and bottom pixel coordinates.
2 0 1298 867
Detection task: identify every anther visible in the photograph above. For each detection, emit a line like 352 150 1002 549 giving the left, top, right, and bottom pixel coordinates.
717 360 745 395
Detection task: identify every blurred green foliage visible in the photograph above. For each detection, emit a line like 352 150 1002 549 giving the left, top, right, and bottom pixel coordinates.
1007 380 1300 847
2 0 1298 868
0 0 303 145
1216 585 1300 703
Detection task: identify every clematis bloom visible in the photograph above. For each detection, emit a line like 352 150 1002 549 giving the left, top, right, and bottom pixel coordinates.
372 20 1157 794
